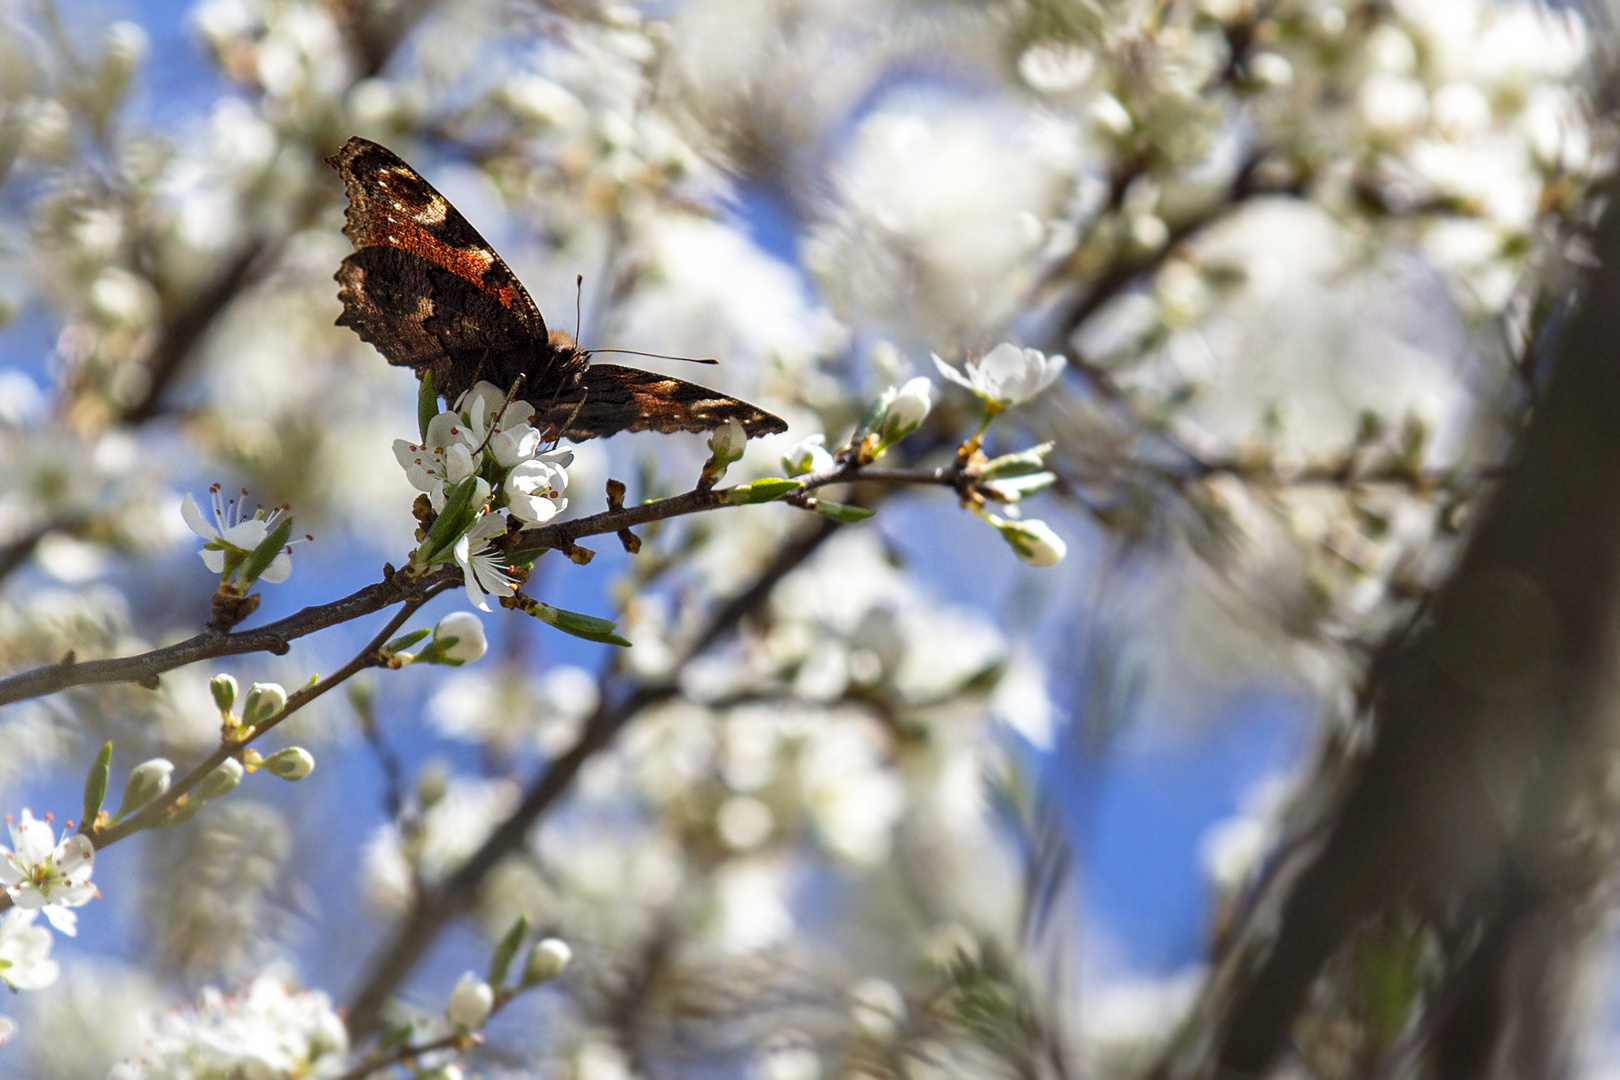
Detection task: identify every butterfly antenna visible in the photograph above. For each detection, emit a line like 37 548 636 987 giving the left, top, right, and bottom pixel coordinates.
574 274 584 344
589 347 719 366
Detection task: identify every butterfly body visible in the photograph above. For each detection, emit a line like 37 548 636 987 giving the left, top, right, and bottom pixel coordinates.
329 137 787 440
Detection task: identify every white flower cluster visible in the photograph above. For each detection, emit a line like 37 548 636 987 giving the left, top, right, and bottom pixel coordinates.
395 382 573 610
0 810 97 1044
109 973 349 1080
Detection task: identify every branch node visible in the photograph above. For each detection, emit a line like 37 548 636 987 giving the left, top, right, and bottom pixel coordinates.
616 528 641 554
58 649 76 667
605 478 627 510
138 673 161 690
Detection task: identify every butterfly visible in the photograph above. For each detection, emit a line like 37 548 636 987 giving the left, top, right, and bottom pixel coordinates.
328 136 787 442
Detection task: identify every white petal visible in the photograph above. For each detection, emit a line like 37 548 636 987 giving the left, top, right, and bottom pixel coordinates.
454 536 491 612
221 518 269 549
200 548 226 573
12 815 53 865
40 906 76 936
259 552 292 583
445 443 477 484
180 493 217 539
932 353 978 391
9 888 44 911
54 835 93 876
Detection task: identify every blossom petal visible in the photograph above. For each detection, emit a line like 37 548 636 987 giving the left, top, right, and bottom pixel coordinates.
259 552 293 584
200 549 226 573
180 494 216 540
55 835 93 876
40 905 76 936
931 353 978 392
453 536 491 612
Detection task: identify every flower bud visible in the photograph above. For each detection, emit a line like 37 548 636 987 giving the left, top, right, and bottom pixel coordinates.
262 747 314 781
781 434 835 477
241 682 287 726
447 972 495 1030
523 938 573 986
879 377 934 445
707 417 747 467
989 516 1067 567
431 612 487 666
195 758 245 802
114 758 173 820
210 673 238 712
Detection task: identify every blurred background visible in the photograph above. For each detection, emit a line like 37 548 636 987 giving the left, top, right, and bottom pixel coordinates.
0 0 1610 1076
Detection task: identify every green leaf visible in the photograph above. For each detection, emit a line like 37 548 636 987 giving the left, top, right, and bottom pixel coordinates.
418 476 490 565
814 500 875 522
727 478 803 505
239 515 294 588
418 369 438 442
82 742 112 827
382 628 432 656
488 914 530 988
526 601 632 647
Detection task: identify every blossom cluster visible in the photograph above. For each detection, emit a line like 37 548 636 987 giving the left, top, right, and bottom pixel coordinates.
394 382 574 610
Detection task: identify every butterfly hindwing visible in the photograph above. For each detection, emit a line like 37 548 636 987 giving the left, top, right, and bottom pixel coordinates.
541 364 790 441
329 136 788 442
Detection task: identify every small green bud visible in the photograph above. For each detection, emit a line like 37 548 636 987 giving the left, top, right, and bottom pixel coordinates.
195 758 245 802
522 937 573 986
262 747 314 780
727 478 802 505
114 758 174 821
210 673 238 712
241 682 288 726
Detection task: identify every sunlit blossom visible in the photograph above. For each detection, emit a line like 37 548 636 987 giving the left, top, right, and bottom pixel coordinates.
504 449 573 524
112 972 348 1079
0 908 59 990
453 511 519 612
0 810 95 935
932 344 1066 409
180 488 295 584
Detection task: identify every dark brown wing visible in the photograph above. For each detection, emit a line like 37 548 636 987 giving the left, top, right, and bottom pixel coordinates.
537 364 788 441
328 137 586 401
334 246 578 406
329 137 549 340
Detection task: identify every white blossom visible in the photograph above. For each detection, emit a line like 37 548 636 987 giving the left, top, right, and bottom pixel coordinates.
504 449 572 525
113 972 348 1080
932 344 1066 409
453 510 519 612
0 908 58 990
0 810 95 935
180 489 293 584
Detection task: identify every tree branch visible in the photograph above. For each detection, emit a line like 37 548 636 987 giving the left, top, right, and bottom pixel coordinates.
343 516 842 1038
